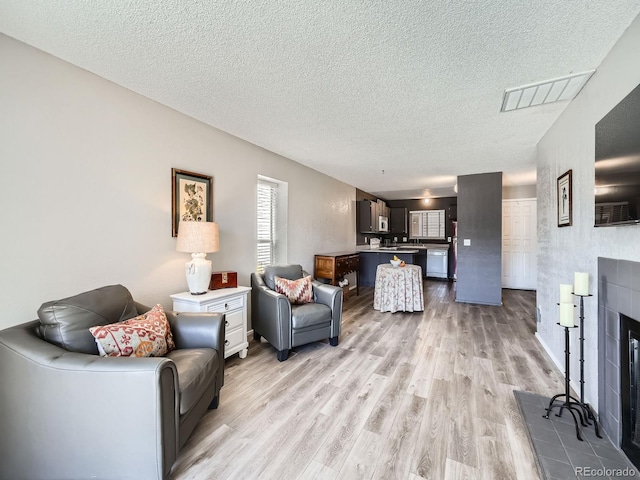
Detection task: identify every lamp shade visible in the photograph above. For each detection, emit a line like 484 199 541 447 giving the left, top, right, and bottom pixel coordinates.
176 221 220 295
176 221 219 253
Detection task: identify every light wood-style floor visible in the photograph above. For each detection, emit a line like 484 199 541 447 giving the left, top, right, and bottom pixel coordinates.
170 281 564 480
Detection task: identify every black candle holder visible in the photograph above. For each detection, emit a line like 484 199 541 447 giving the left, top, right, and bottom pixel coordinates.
543 322 587 440
573 293 602 438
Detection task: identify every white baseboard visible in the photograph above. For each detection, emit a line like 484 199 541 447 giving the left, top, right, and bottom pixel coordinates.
535 332 582 402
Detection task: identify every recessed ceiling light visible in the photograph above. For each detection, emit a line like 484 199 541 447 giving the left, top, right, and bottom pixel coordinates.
500 70 595 112
423 198 431 204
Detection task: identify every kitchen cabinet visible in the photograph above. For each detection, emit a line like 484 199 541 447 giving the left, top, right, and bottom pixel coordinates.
358 200 377 233
449 205 457 221
376 199 389 220
359 252 379 286
390 207 408 234
414 253 427 278
359 199 389 233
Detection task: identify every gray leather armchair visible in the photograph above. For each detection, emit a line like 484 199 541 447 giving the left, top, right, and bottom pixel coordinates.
0 285 224 480
251 265 343 361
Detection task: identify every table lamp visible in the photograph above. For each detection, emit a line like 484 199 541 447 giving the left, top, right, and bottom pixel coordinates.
176 221 220 295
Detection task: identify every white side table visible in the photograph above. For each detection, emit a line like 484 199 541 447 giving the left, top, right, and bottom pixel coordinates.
170 286 250 359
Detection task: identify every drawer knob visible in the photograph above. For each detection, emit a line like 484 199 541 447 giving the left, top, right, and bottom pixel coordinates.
225 340 230 346
225 303 229 310
225 320 229 327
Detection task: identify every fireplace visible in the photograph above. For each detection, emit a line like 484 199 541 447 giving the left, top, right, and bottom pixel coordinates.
598 258 640 463
621 314 640 468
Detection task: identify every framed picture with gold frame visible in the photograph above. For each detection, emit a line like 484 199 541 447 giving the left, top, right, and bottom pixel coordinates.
557 169 572 227
171 168 213 237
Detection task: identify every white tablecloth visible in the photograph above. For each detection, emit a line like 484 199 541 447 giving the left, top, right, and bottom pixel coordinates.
373 264 424 313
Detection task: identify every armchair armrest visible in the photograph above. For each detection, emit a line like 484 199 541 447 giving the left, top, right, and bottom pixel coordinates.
167 311 225 399
251 273 292 351
167 311 225 351
312 281 341 308
312 281 343 338
0 321 178 480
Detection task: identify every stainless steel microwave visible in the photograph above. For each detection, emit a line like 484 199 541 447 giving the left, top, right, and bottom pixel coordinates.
378 216 389 232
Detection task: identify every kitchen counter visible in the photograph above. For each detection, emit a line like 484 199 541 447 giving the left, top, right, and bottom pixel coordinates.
357 244 448 252
398 243 449 250
357 247 420 254
357 249 419 287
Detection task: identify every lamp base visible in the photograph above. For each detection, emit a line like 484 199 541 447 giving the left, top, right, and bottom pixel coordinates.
185 253 212 295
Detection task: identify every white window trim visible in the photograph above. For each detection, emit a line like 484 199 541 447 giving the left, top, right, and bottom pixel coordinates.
257 175 287 272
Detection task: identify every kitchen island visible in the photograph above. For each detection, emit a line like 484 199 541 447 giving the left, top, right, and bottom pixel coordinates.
357 247 419 287
357 243 451 283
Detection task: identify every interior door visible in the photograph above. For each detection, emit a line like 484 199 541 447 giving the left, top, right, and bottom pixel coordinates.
502 198 537 290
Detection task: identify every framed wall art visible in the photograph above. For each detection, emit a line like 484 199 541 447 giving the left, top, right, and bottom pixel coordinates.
172 168 213 237
557 169 572 227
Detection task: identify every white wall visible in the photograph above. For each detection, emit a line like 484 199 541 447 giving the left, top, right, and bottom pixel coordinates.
502 184 536 199
0 34 356 329
537 15 640 409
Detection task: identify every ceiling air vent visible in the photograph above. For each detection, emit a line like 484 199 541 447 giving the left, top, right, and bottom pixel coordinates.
500 70 595 112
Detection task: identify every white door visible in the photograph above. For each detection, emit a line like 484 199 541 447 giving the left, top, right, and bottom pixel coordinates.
502 198 537 290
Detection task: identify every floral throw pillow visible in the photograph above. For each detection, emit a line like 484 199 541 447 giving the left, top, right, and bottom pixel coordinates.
89 304 175 357
274 275 314 305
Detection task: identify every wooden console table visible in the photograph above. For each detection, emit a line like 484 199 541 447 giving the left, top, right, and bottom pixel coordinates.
314 252 360 296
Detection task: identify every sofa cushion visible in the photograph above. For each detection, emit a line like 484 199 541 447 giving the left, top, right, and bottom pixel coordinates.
89 304 175 357
37 284 138 354
291 303 332 330
274 275 314 305
263 265 303 290
167 348 219 415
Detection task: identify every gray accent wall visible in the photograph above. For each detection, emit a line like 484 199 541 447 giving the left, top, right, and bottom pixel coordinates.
456 172 503 306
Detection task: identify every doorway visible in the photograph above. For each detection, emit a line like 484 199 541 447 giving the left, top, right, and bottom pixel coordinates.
502 198 537 290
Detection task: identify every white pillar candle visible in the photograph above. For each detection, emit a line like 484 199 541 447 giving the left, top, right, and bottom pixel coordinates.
560 284 573 303
560 302 574 327
574 272 589 296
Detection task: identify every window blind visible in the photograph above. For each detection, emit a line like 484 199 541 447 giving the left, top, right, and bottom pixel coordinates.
257 180 277 273
595 202 630 225
409 210 446 239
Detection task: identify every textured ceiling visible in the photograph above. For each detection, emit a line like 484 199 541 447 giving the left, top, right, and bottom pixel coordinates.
2 1 639 199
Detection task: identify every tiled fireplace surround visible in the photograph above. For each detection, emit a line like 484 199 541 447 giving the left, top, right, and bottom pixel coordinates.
598 257 640 447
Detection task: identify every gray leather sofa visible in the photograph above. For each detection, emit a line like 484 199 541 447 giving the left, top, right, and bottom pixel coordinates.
0 285 224 480
251 265 343 361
